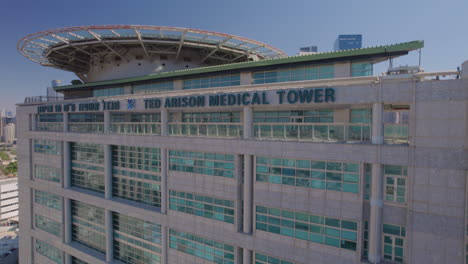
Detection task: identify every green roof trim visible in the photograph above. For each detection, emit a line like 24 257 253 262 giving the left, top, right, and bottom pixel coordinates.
55 40 423 91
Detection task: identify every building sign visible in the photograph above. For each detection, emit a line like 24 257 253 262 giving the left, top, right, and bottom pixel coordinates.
37 88 335 113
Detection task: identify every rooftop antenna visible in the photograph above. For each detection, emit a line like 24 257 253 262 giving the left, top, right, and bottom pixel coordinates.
418 48 422 66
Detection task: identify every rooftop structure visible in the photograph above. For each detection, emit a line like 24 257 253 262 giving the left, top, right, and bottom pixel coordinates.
16 25 468 264
17 25 287 82
335 34 362 51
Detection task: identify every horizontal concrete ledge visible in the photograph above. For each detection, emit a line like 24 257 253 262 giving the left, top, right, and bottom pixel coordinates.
26 131 468 170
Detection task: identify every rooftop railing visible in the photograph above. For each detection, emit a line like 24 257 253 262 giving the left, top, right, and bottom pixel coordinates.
168 123 243 138
253 123 371 143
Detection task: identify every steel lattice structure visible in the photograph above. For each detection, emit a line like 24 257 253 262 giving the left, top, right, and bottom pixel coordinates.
17 25 287 74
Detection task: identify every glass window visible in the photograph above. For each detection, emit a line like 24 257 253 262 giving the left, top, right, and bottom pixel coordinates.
169 112 242 138
252 65 334 84
169 190 235 224
93 87 124 97
256 156 359 194
350 109 372 123
68 113 104 133
169 229 235 263
33 140 61 155
113 212 162 264
112 146 161 207
384 165 407 203
35 239 63 264
35 214 62 237
110 113 161 135
364 164 371 200
169 150 235 178
71 200 106 254
382 224 405 263
34 164 62 183
183 74 240 90
71 143 105 193
133 81 173 94
36 114 63 131
362 220 369 259
71 257 89 264
255 252 295 264
35 190 62 210
351 62 373 77
255 205 358 251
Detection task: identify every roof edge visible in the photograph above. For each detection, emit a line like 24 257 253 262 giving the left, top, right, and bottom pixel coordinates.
55 40 424 91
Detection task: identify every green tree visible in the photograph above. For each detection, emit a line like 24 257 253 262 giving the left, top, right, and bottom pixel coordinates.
3 161 17 175
0 152 9 160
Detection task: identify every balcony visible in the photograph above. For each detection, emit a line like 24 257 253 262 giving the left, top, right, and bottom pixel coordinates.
253 123 371 143
168 123 243 138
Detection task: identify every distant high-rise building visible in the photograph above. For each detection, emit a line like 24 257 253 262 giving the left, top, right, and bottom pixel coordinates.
3 124 15 144
334 34 362 51
300 46 318 52
298 46 318 55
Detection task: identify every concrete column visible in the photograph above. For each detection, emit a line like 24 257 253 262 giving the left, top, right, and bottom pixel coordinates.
63 142 71 189
65 254 72 264
235 154 243 232
368 163 384 264
64 198 72 244
104 111 110 134
240 72 252 85
174 79 183 90
124 84 132 95
334 62 351 78
243 107 253 139
461 60 468 79
104 145 112 199
371 103 384 144
63 113 68 132
160 148 168 214
31 114 37 131
160 109 168 137
243 155 253 234
105 210 113 262
161 226 168 264
243 249 252 264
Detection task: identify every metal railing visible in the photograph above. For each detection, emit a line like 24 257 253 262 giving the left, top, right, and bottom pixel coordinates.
109 123 161 135
35 122 63 132
253 123 371 142
168 123 243 138
384 124 409 144
68 123 104 133
24 96 63 103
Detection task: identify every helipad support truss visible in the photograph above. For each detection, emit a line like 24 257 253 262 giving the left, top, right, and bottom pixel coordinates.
18 25 287 74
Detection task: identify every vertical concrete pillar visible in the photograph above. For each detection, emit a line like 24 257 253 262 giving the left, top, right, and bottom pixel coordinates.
372 103 384 144
63 142 71 189
240 72 252 85
124 84 132 95
243 107 253 139
31 114 37 131
161 226 168 264
160 148 168 214
243 155 253 234
368 163 384 263
243 249 252 264
104 145 112 200
160 109 168 137
105 210 113 262
104 111 110 134
64 198 72 244
65 254 72 264
63 113 68 132
173 79 183 90
235 154 243 232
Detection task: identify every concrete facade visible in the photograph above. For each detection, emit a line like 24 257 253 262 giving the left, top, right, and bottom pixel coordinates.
15 33 468 264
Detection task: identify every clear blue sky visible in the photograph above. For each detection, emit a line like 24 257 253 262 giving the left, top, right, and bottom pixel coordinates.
1 0 467 113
